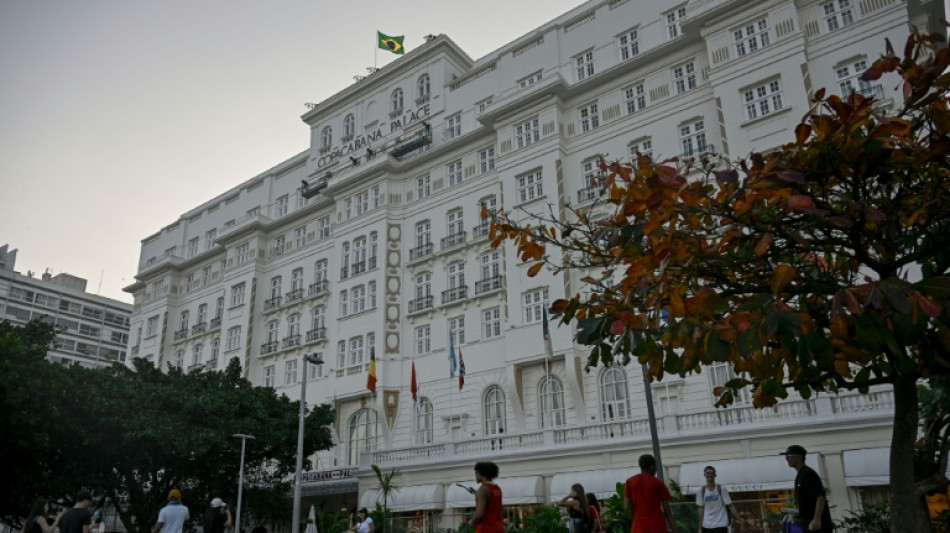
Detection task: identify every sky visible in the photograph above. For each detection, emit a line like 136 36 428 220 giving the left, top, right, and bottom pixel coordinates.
0 0 584 303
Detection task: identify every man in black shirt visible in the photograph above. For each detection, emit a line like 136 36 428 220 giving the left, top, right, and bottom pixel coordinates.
203 498 232 533
782 445 834 532
59 491 93 533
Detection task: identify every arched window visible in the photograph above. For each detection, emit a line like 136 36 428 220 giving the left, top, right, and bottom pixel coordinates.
391 88 404 113
539 375 566 428
321 126 333 149
483 385 506 435
417 398 434 444
347 408 379 465
417 74 430 100
343 114 355 138
600 367 631 420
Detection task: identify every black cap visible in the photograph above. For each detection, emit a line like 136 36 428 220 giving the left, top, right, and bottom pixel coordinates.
780 445 807 456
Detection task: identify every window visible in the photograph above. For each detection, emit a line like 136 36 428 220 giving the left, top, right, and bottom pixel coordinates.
836 58 873 96
370 232 379 266
447 209 464 237
477 97 493 115
353 237 367 271
417 398 434 444
262 365 275 387
352 285 366 313
679 120 708 158
391 88 404 113
179 311 190 332
211 338 220 363
483 307 501 338
367 332 376 357
446 114 461 140
312 306 326 330
539 375 566 428
231 283 246 307
343 114 355 138
629 137 653 163
823 0 855 32
523 287 549 324
292 268 304 292
285 359 298 385
215 297 224 319
317 216 331 239
337 341 346 368
273 235 286 256
734 19 770 57
600 367 631 420
415 325 431 355
187 238 199 258
339 290 348 316
416 175 430 200
372 186 381 209
449 316 465 345
270 276 282 300
516 117 540 149
484 386 506 435
447 160 463 186
321 126 333 149
341 242 350 277
201 265 212 287
581 159 602 200
415 221 431 247
448 262 465 294
235 243 250 265
369 281 377 308
315 259 328 282
618 29 639 60
355 190 369 216
673 61 697 94
624 83 647 114
266 320 279 344
574 50 595 81
666 6 687 39
479 147 495 173
146 316 159 337
417 74 430 100
519 72 542 88
349 336 364 365
295 226 306 249
226 326 241 351
309 358 323 379
710 363 751 405
205 229 217 250
344 198 352 220
348 408 379 465
276 195 289 218
579 102 599 132
480 251 500 281
415 272 432 299
743 79 784 121
288 313 301 338
197 303 207 325
517 170 544 203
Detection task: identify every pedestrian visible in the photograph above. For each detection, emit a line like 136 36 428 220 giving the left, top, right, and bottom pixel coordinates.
624 454 679 533
586 494 605 533
59 491 94 533
152 489 190 533
468 461 503 533
20 499 64 533
781 445 833 532
349 508 374 533
696 466 738 533
203 498 232 533
557 484 591 533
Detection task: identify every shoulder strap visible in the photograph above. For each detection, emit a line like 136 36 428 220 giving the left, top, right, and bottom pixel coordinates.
701 486 706 499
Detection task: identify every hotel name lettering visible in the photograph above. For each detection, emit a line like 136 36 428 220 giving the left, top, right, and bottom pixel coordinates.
317 104 431 168
301 468 355 482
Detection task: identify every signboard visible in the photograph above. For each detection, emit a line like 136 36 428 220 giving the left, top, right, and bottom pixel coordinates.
301 468 356 483
317 104 431 168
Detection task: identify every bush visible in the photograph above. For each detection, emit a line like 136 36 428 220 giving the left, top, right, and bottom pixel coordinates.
835 500 889 533
523 506 564 533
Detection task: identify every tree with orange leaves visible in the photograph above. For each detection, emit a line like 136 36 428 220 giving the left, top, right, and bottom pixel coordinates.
489 30 950 532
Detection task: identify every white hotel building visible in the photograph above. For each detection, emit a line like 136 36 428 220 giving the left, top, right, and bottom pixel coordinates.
124 0 943 523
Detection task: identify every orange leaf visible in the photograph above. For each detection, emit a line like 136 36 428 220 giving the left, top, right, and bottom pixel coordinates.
610 320 625 335
754 233 772 256
771 265 796 293
670 292 686 317
527 262 544 277
788 195 815 211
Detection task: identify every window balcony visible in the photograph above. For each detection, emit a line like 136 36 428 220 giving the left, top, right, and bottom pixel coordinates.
441 232 467 250
264 296 282 311
577 186 598 203
191 322 207 336
441 285 469 305
210 317 222 329
271 244 286 257
475 275 504 295
261 341 279 355
309 279 329 296
340 266 350 279
306 327 327 342
408 295 434 314
409 242 434 261
352 261 366 275
282 334 301 349
472 223 490 240
285 288 304 304
174 329 188 341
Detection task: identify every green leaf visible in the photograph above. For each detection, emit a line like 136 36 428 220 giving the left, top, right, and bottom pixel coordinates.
576 317 605 345
706 333 730 362
916 276 950 299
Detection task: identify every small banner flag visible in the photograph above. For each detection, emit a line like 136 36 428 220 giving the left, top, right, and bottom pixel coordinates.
542 307 555 358
458 348 466 391
449 332 457 378
411 361 419 412
367 347 377 393
378 31 405 55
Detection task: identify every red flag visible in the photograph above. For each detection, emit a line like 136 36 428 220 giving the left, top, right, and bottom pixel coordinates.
367 348 377 393
411 361 418 403
458 348 465 391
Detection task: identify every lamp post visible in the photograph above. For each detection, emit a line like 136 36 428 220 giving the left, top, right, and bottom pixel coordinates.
233 433 256 533
291 353 324 533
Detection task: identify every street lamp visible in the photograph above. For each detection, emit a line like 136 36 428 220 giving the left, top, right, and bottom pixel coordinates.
233 433 256 533
291 353 324 533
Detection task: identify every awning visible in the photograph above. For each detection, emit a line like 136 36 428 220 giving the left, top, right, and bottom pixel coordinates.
550 469 637 501
843 448 889 487
678 456 824 494
358 484 444 512
446 476 544 508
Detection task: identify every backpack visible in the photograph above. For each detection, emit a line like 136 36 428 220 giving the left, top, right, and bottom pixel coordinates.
700 484 731 525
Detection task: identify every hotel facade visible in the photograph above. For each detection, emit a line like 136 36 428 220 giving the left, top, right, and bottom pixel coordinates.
124 0 943 524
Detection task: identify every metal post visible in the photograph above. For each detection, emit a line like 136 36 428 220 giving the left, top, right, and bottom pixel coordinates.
641 363 664 480
233 433 255 533
292 354 323 533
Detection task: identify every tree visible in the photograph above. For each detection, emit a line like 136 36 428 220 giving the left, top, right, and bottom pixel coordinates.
488 30 950 532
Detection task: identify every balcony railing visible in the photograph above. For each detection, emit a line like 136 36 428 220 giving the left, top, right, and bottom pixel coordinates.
472 223 490 239
286 288 304 303
260 341 279 355
441 285 468 304
174 329 188 341
282 334 301 349
264 296 282 311
210 317 222 329
441 232 467 249
306 328 327 342
309 279 329 295
352 261 366 275
475 275 503 295
191 322 207 336
408 295 434 313
577 186 598 203
409 242 433 261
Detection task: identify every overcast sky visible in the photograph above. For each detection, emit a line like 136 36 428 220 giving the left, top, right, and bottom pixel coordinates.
0 0 583 303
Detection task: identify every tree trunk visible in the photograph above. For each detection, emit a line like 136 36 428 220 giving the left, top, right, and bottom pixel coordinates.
891 377 930 532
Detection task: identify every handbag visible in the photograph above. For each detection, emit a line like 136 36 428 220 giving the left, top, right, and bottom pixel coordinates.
782 521 804 533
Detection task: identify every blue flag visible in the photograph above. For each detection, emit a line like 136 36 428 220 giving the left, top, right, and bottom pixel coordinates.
448 332 457 378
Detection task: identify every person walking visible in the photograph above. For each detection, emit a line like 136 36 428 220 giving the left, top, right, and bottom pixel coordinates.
468 462 503 533
696 466 738 533
59 492 94 533
557 484 591 533
21 499 64 533
624 454 679 533
587 494 605 533
349 508 374 533
203 498 232 533
782 445 834 532
152 489 189 533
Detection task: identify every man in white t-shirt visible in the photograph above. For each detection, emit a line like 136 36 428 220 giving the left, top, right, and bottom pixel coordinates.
153 489 190 533
695 466 738 533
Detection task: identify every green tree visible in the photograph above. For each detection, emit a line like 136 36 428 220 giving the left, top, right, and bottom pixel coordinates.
489 30 950 532
371 465 400 512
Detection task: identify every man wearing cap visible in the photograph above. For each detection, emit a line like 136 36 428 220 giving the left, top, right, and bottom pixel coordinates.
204 498 233 533
152 489 190 533
782 445 833 532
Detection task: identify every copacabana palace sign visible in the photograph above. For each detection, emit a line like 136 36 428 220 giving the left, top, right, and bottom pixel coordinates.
317 104 431 168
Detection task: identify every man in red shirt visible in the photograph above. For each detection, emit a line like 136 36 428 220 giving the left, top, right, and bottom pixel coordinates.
468 461 503 533
625 454 679 533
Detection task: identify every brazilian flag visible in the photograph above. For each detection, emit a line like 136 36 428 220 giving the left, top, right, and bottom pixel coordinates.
378 31 405 55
